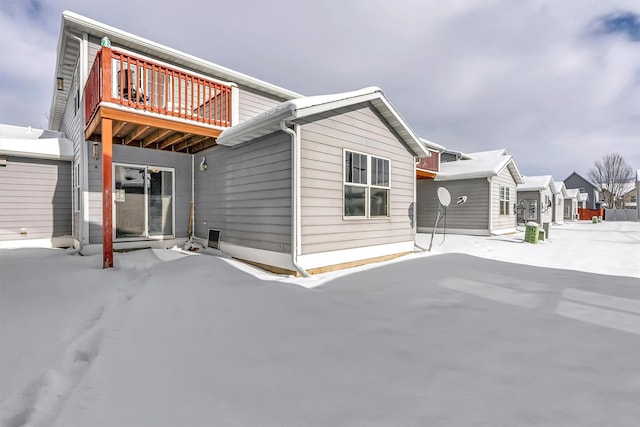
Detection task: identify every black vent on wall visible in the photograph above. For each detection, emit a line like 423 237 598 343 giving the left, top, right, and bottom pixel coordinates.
207 229 221 249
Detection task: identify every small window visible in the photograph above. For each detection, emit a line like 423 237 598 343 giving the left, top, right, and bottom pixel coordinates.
73 163 80 212
499 185 510 215
344 150 390 218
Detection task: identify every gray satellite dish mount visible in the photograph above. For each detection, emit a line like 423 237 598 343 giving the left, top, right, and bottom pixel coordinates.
428 187 467 251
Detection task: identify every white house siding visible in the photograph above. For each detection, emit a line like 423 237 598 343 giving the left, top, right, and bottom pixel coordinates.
491 166 517 233
554 195 564 225
237 87 284 122
0 157 72 244
540 186 554 225
87 145 192 243
194 132 292 253
417 178 490 234
298 105 415 255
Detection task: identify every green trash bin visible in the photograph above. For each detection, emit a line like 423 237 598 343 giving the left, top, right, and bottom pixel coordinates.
592 216 598 223
525 222 539 244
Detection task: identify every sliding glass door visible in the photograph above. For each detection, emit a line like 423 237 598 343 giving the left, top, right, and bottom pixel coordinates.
114 164 174 240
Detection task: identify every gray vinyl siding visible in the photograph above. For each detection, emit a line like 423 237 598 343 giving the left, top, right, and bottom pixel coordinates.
517 189 553 225
238 87 283 122
194 132 292 253
0 157 72 242
87 37 101 73
491 166 517 232
417 178 490 233
59 62 84 240
298 105 415 255
87 145 191 243
564 173 599 209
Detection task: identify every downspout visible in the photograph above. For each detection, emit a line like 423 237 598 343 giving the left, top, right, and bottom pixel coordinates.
487 177 493 235
413 157 428 251
190 154 195 240
280 120 310 277
65 29 88 251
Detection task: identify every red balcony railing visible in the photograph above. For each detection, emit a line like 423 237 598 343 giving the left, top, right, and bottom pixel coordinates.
416 150 440 173
85 47 232 128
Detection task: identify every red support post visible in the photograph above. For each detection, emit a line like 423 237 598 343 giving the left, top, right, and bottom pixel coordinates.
102 118 114 268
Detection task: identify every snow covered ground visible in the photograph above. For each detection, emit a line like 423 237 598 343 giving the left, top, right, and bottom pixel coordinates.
1 221 639 426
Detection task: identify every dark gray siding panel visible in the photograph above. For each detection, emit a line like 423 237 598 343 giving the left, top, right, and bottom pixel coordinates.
299 105 415 255
87 145 192 243
0 157 72 241
417 178 489 231
194 132 292 253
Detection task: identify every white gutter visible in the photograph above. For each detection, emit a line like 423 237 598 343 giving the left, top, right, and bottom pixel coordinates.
413 158 427 251
279 120 310 277
191 153 195 239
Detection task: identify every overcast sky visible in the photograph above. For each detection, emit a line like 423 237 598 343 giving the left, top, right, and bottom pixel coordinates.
0 0 638 180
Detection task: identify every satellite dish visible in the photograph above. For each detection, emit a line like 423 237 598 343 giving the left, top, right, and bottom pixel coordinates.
437 187 451 207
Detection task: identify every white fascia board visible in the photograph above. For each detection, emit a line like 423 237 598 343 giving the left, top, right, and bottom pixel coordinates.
370 96 428 158
0 138 74 161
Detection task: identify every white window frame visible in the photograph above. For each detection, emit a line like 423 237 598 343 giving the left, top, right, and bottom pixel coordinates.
499 185 510 215
73 163 80 212
343 149 391 219
113 162 176 241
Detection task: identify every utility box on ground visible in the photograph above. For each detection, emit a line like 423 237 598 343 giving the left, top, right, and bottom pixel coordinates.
525 222 539 244
543 222 550 239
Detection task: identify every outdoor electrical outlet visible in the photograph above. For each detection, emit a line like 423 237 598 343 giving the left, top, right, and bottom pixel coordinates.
19 228 27 235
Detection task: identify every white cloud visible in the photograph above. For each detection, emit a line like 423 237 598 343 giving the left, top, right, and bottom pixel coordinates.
1 0 638 178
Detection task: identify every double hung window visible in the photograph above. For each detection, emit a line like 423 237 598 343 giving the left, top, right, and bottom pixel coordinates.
499 185 510 215
344 150 390 218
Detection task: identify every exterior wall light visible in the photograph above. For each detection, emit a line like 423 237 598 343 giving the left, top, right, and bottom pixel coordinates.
199 156 207 172
92 142 100 161
57 77 64 91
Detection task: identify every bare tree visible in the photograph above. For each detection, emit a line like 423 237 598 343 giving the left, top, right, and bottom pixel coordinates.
588 153 633 209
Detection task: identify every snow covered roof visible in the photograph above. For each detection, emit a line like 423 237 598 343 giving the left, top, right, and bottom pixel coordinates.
553 181 568 197
565 188 579 199
419 138 446 152
217 87 429 157
433 149 523 183
0 124 73 160
518 175 554 192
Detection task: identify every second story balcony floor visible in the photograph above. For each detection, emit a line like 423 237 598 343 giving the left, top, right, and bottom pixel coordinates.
85 45 238 153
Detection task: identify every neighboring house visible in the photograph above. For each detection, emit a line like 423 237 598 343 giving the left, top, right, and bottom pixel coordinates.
564 172 601 209
552 181 568 225
577 192 589 209
0 124 74 248
517 175 555 226
564 188 579 221
417 149 524 236
600 182 637 209
415 138 444 179
45 12 429 274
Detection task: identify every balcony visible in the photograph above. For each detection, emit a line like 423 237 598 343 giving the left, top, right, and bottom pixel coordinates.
416 151 439 179
84 46 234 153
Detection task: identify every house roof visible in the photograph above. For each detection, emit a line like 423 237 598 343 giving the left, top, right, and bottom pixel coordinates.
553 181 569 197
0 124 73 160
50 11 303 131
565 188 579 199
564 171 597 188
518 175 554 192
419 138 446 152
433 149 524 183
216 87 429 158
